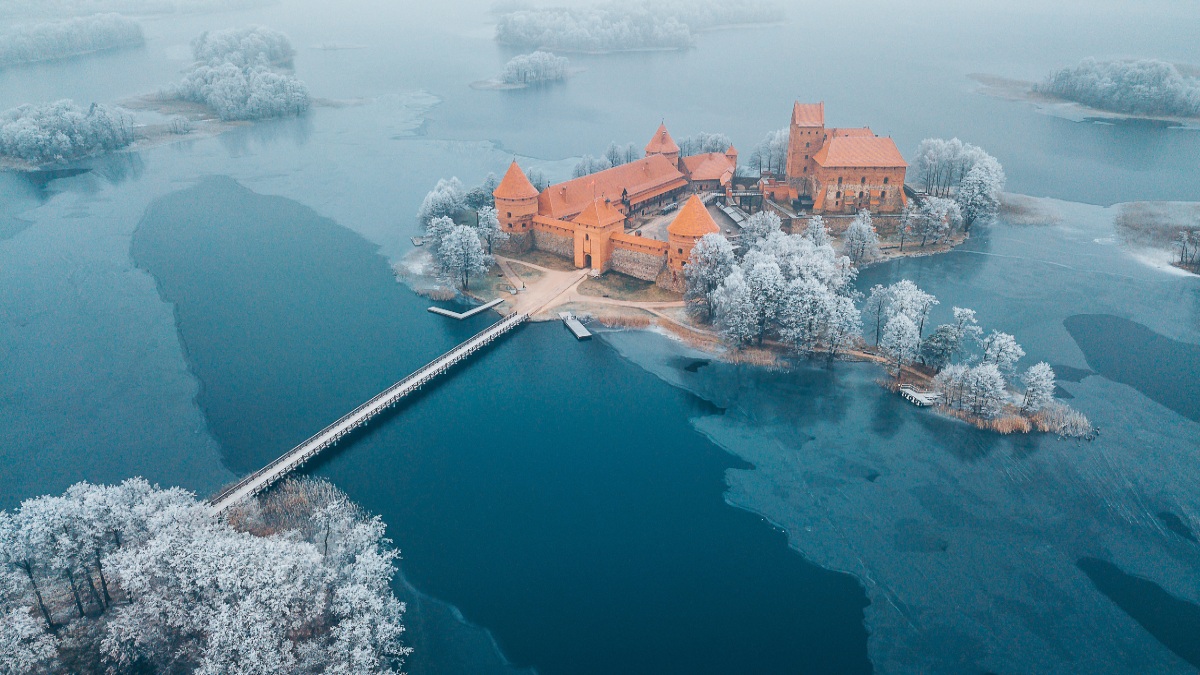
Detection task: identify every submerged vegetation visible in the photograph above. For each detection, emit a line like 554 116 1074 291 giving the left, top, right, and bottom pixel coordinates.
0 478 409 674
0 14 144 69
495 0 781 52
162 26 309 121
1035 58 1200 119
0 100 134 165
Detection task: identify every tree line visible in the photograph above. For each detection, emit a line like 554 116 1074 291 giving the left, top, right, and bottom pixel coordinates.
418 177 508 290
163 26 309 121
1 478 410 674
912 138 1006 232
501 51 569 85
1036 58 1200 118
0 0 271 20
0 100 134 165
0 14 144 69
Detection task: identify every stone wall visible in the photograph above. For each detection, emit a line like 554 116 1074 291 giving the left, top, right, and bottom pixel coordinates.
611 247 666 282
498 231 532 253
532 228 573 259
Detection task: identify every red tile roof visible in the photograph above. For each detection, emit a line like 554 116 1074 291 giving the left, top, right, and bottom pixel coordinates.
681 152 736 183
493 160 540 200
573 198 625 229
645 123 680 155
539 155 688 220
791 102 825 127
813 136 907 168
830 127 875 138
668 195 720 238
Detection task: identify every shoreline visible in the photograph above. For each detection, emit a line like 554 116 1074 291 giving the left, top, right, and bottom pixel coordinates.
969 73 1200 127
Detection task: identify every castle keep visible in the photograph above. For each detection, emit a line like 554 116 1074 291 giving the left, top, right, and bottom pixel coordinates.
494 103 906 289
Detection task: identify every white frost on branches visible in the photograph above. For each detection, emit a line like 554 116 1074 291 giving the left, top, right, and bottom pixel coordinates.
1036 58 1200 118
501 51 569 85
0 14 144 68
0 100 134 164
842 210 880 264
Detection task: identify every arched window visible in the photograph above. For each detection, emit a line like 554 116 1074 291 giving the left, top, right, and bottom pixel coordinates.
837 177 843 185
678 247 683 254
859 191 864 199
836 191 841 199
507 212 512 218
861 177 866 184
881 191 887 200
883 177 890 184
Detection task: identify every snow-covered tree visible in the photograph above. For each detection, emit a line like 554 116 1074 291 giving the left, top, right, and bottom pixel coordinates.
572 154 612 178
880 313 920 377
932 363 970 409
465 173 498 210
920 306 981 370
750 127 788 176
1020 362 1056 413
915 196 962 247
887 279 938 338
0 100 134 165
500 51 569 85
862 284 890 346
913 138 992 197
525 167 549 191
684 233 735 320
742 256 786 345
677 132 732 157
603 141 639 167
964 363 1007 417
417 177 466 226
981 330 1025 375
0 14 144 69
437 224 491 290
740 210 781 249
164 26 307 121
473 206 507 254
956 156 1005 232
842 210 880 264
712 267 757 348
802 216 830 247
1035 58 1200 118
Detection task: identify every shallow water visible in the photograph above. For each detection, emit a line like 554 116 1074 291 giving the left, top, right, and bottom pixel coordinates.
3 0 1200 672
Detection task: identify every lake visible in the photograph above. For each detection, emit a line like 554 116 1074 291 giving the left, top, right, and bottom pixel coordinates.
2 0 1199 672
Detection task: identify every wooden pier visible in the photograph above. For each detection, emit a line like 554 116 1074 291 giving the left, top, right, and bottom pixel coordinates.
560 312 592 340
899 383 939 407
428 298 504 320
209 311 528 514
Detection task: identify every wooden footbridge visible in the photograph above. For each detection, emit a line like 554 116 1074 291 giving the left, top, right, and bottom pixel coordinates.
209 311 528 514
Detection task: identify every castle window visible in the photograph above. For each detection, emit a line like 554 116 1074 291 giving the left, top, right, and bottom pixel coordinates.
837 177 843 185
859 191 864 198
883 177 890 184
805 142 810 148
861 177 866 184
678 248 683 254
507 212 512 218
836 191 841 199
881 191 887 200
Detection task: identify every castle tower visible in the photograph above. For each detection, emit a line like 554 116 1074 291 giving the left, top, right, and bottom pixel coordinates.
665 195 720 290
785 102 825 190
725 144 739 169
492 160 540 250
571 196 626 271
645 123 680 166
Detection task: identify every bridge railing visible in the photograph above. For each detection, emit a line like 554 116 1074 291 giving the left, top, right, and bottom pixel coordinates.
209 312 527 508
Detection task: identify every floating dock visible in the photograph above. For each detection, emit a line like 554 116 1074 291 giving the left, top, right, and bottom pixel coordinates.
559 312 592 340
428 298 504 320
899 384 939 407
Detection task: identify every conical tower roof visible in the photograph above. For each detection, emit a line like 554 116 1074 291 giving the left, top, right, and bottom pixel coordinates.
645 123 680 156
668 195 720 238
573 197 625 229
494 160 540 200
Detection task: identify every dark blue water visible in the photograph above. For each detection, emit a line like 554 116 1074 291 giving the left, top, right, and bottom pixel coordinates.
130 175 871 674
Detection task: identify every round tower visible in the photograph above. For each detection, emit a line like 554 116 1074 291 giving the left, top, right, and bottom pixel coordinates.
493 160 541 250
645 123 680 166
665 195 720 291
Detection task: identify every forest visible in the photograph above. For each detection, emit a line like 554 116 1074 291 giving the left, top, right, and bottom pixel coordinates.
1036 58 1200 118
501 51 569 85
163 26 309 121
0 100 134 165
495 0 780 52
0 0 270 19
0 14 144 69
1 478 410 674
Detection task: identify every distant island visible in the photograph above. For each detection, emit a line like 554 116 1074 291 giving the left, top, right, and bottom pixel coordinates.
494 0 782 53
473 51 571 90
973 58 1200 124
0 14 144 69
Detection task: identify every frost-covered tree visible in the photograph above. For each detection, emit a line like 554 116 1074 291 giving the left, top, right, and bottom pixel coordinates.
956 156 1005 232
684 233 735 320
473 206 507 255
417 177 466 226
842 210 880 264
740 210 781 249
964 363 1007 417
742 256 786 345
915 197 962 247
887 279 938 338
913 138 994 198
712 267 757 348
750 127 788 176
0 14 144 69
880 313 920 377
500 51 569 85
525 167 549 190
604 141 639 167
164 26 308 121
438 224 491 290
981 330 1025 375
1035 58 1200 118
495 5 695 52
862 284 890 346
0 100 134 165
677 132 732 157
920 306 981 369
572 154 612 178
465 173 498 210
1020 362 1056 413
803 215 830 247
1 478 409 675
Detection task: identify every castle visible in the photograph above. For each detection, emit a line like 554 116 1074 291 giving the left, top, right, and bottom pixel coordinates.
494 103 907 290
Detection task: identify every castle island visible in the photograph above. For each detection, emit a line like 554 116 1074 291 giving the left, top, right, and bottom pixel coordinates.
493 101 908 291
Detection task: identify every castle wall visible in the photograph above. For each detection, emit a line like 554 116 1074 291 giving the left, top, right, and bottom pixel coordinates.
813 166 906 214
498 231 533 253
610 233 668 281
532 228 573 259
